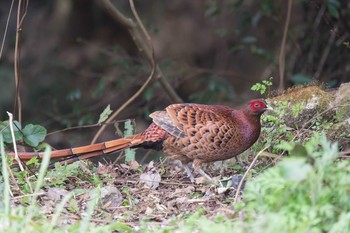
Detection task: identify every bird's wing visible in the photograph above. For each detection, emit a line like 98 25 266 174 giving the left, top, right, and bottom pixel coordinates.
149 110 186 138
150 104 234 138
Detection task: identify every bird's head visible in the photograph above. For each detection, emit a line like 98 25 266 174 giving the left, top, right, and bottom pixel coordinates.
245 99 272 116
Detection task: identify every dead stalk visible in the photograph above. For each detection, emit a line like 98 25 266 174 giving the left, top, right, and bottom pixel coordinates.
234 146 269 203
278 0 292 90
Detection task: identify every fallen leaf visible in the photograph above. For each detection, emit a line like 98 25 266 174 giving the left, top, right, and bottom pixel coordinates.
175 197 187 204
217 187 230 194
195 176 207 184
128 160 140 171
47 188 69 201
140 171 161 189
147 161 155 170
145 206 153 215
101 186 123 210
120 164 130 170
156 204 168 212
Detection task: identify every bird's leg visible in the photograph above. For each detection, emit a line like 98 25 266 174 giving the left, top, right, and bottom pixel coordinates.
174 160 195 182
182 163 195 183
196 167 213 181
193 159 213 181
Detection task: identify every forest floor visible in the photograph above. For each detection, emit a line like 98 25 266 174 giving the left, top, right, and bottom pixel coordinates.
4 84 350 232
9 154 261 230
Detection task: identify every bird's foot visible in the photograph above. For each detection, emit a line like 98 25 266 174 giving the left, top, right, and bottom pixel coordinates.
181 162 217 184
182 163 195 183
197 168 213 181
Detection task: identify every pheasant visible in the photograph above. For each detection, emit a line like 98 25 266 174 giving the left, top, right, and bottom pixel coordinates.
7 99 270 182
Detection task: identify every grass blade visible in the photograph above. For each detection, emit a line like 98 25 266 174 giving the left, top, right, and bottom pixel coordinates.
0 134 10 215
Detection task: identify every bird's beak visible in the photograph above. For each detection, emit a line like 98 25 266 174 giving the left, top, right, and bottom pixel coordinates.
266 104 273 110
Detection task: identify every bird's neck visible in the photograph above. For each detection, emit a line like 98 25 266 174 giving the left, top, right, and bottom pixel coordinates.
238 109 262 144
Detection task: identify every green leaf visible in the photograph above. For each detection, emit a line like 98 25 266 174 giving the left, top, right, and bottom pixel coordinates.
98 105 113 124
251 83 261 91
0 120 22 143
22 124 47 147
327 1 340 18
290 73 312 85
143 88 154 102
275 140 295 151
26 156 39 166
91 80 105 98
124 119 136 161
242 36 257 44
66 89 81 101
123 119 134 137
327 5 339 18
290 144 308 157
280 158 312 181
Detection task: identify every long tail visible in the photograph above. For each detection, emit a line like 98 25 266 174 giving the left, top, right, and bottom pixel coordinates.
7 134 144 163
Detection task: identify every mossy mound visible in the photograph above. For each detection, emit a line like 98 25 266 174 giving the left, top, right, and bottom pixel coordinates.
260 84 350 151
267 85 334 128
332 82 350 122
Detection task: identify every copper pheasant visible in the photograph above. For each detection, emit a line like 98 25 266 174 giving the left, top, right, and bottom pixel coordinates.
8 99 270 181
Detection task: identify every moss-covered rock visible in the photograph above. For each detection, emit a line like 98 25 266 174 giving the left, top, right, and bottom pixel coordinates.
332 82 350 122
267 85 334 128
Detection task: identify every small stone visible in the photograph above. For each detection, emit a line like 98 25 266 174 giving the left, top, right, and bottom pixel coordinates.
47 188 69 201
231 175 245 190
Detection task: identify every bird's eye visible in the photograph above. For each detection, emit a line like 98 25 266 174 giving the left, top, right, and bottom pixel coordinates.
249 100 267 111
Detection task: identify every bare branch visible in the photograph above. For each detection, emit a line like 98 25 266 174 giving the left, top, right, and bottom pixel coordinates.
314 26 338 79
14 0 28 124
0 0 15 59
278 0 292 90
91 0 160 143
96 0 183 102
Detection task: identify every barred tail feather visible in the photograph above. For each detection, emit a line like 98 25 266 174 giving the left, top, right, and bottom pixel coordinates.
7 134 144 162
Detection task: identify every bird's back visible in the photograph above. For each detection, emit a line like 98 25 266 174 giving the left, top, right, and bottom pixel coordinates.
149 103 261 164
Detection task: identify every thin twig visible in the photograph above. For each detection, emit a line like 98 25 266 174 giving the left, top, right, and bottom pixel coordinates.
14 0 28 124
46 120 128 136
278 0 292 90
96 0 183 102
314 26 338 79
6 111 24 171
91 0 159 144
11 191 46 200
0 0 15 59
6 163 18 196
100 0 182 101
234 146 269 203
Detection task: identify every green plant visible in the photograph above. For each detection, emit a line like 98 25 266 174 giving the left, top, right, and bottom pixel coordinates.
124 119 136 162
45 162 85 188
250 77 273 95
0 120 47 147
122 186 134 207
141 211 235 233
237 133 349 233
